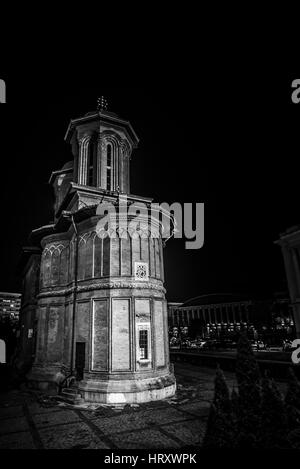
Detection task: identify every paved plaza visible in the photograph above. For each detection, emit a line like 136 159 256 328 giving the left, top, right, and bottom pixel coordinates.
0 363 227 449
0 362 285 450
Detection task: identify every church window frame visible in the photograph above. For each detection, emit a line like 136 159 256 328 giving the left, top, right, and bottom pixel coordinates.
87 134 98 187
106 143 113 191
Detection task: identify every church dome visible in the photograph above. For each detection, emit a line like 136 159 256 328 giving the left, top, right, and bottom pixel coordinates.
61 160 73 171
182 293 250 307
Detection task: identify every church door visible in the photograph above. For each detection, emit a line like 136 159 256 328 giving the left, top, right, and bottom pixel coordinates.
75 342 85 380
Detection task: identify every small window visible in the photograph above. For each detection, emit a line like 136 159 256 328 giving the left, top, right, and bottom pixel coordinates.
139 329 148 360
88 136 97 186
107 144 112 191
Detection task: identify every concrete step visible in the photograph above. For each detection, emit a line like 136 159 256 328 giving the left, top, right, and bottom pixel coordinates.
61 391 82 399
56 394 84 405
57 386 84 405
62 388 79 396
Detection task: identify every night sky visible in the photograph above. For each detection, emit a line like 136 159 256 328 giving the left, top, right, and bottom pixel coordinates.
0 72 299 303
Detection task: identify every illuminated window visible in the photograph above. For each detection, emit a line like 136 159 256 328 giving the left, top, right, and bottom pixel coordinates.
87 135 97 186
139 329 148 359
107 144 112 191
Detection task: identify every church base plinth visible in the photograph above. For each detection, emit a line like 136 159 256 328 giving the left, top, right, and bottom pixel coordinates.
78 372 176 404
27 364 66 391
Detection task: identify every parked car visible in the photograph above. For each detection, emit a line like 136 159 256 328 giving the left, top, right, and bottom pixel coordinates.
196 341 207 349
226 340 237 348
282 340 293 351
181 339 191 348
256 340 265 350
189 341 198 348
201 339 214 350
268 345 283 352
222 340 237 349
251 340 266 351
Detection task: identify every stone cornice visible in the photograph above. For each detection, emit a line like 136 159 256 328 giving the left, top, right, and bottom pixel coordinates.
65 111 139 148
37 280 166 299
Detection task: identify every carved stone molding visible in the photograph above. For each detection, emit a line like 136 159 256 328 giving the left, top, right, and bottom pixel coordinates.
37 280 166 299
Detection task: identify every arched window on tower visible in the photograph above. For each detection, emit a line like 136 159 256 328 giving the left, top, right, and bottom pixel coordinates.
87 135 97 186
107 144 112 191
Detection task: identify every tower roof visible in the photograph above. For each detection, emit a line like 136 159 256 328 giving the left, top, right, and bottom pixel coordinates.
64 108 139 148
48 160 73 185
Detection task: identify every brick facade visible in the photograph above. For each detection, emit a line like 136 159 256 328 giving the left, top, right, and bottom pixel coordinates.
19 102 176 402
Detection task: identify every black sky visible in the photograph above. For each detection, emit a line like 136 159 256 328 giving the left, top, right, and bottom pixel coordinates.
0 72 299 302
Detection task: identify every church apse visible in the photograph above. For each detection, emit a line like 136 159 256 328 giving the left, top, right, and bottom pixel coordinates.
22 98 176 403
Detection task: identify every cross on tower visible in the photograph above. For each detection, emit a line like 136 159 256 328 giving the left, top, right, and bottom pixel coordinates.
97 96 108 112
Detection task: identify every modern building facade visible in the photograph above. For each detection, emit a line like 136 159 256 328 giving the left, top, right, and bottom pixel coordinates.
0 292 21 323
168 293 294 342
276 225 300 338
18 99 176 403
0 292 21 364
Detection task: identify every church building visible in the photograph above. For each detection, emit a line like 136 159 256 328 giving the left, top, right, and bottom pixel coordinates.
18 98 176 403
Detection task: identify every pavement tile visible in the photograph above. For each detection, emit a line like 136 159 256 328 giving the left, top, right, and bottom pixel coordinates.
141 400 169 409
0 363 245 449
90 407 185 435
38 421 109 449
141 407 188 426
0 431 35 449
27 402 69 415
0 396 23 407
110 428 181 449
162 419 206 446
197 390 214 401
32 409 81 428
0 416 29 435
80 407 118 420
177 401 210 417
88 411 149 434
0 405 24 420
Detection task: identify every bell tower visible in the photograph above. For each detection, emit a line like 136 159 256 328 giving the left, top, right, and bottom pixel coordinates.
49 97 139 222
70 97 134 193
27 98 176 404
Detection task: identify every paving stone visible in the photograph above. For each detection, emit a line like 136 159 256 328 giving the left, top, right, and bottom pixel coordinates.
177 401 211 417
32 409 81 428
0 416 29 435
0 431 35 449
0 396 23 407
91 407 185 435
80 407 119 420
162 419 207 446
110 428 181 449
26 403 64 415
140 408 185 426
89 411 149 434
0 405 24 420
38 422 109 449
197 390 214 400
0 364 250 449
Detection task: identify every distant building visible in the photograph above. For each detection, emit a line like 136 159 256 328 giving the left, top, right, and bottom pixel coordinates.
167 302 183 320
168 293 294 342
0 292 21 362
276 225 300 338
0 292 21 323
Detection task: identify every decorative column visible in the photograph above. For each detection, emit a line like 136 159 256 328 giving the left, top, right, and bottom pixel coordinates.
226 305 230 323
78 136 90 185
96 135 102 188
